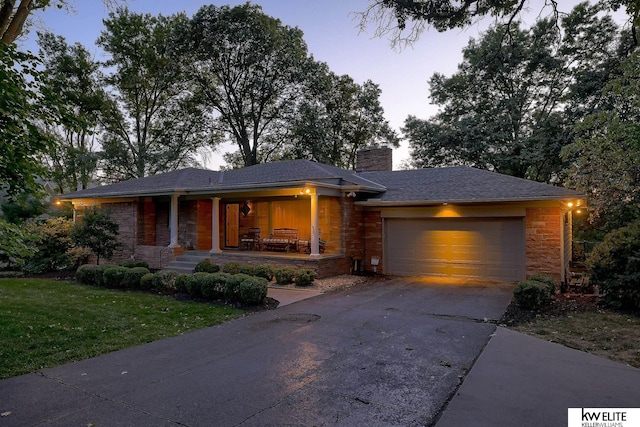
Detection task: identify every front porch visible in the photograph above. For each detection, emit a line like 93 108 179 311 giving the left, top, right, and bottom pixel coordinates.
159 249 350 279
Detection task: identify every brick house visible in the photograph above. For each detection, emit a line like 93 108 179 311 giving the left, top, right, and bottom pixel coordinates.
60 148 584 282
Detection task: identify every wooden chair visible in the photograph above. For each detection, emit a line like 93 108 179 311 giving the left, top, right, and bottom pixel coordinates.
240 227 261 251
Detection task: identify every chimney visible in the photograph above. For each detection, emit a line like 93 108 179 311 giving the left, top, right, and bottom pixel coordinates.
356 147 393 172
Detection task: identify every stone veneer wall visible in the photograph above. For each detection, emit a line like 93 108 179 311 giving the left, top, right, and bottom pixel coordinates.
525 206 562 280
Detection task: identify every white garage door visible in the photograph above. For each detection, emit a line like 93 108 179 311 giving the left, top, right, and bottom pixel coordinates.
385 218 525 282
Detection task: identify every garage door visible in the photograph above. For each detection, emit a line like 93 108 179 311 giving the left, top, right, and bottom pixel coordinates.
385 218 525 281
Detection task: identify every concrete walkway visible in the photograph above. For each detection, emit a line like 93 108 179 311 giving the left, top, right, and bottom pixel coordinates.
436 326 640 427
267 285 322 307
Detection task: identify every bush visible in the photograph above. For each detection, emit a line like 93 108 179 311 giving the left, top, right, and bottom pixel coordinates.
239 277 268 305
529 274 557 297
140 273 155 290
194 259 220 273
225 273 253 302
274 267 295 285
175 274 189 293
294 269 316 287
222 262 242 275
588 221 640 309
513 280 551 310
186 272 208 298
118 260 149 269
253 264 275 281
122 267 151 289
102 266 129 289
152 270 180 293
238 264 255 276
202 273 229 300
75 264 98 285
23 218 74 273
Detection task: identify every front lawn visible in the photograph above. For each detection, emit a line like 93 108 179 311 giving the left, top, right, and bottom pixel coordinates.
0 278 244 379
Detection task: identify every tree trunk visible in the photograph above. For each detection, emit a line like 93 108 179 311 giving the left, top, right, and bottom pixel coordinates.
1 0 32 44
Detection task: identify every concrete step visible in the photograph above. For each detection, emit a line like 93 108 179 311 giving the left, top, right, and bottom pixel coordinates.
164 251 210 274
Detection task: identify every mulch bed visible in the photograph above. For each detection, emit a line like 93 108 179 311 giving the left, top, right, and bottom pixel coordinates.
500 292 600 326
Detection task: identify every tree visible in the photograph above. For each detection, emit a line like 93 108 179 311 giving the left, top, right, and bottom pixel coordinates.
0 217 37 269
37 32 106 192
0 0 120 44
179 3 311 167
405 3 625 182
562 49 640 231
0 42 59 196
281 63 399 169
359 0 639 47
97 8 217 181
71 206 119 265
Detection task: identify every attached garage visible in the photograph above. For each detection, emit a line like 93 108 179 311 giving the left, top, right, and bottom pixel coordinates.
384 217 525 282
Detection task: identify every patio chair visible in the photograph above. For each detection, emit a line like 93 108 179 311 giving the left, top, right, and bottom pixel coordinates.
240 227 261 251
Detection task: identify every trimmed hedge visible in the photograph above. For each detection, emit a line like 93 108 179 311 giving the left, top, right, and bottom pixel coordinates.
175 274 189 293
294 269 316 287
222 262 242 275
254 264 275 281
140 273 155 290
225 273 252 302
529 274 557 297
118 260 149 269
102 266 129 289
194 259 220 273
122 267 151 289
274 267 295 285
239 277 268 305
152 270 180 293
513 280 550 310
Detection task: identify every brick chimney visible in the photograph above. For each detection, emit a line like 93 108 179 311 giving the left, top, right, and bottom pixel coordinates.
356 147 393 172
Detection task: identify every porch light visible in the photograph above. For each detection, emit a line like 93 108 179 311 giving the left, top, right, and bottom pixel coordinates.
567 202 574 208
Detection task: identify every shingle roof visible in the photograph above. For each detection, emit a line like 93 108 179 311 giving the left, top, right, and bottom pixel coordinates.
358 167 581 203
62 160 384 199
61 161 581 203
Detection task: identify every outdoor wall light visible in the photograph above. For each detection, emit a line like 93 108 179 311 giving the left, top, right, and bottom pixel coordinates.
240 201 251 217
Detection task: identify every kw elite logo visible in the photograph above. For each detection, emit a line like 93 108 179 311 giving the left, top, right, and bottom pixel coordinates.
568 408 640 427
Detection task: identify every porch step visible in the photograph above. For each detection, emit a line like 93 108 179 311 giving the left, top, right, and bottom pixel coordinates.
163 251 210 274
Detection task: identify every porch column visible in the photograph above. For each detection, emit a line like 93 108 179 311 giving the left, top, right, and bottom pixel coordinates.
168 193 179 248
310 192 320 257
210 197 221 254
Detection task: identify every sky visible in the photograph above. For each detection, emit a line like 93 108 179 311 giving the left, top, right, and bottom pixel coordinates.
19 0 606 170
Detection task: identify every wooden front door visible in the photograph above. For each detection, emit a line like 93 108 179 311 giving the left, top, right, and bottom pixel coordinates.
225 203 239 247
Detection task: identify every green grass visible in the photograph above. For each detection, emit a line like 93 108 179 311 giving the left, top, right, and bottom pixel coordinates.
512 310 640 368
0 278 244 379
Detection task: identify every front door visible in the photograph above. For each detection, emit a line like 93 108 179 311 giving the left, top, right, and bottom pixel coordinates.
225 204 239 247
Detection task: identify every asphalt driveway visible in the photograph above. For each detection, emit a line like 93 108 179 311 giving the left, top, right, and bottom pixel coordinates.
0 277 514 426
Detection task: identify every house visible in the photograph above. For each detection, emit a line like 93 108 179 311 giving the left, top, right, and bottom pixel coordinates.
59 148 585 282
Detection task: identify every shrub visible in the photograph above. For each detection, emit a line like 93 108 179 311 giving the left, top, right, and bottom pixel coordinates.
253 264 274 281
294 269 316 287
70 207 120 265
75 264 98 285
274 267 295 285
529 274 557 297
588 221 640 309
225 273 252 302
513 280 551 310
202 273 229 300
152 270 180 293
239 277 268 305
238 264 255 276
222 262 242 275
102 266 129 289
23 218 74 273
175 274 189 293
194 259 220 273
122 267 151 289
187 272 208 298
118 260 149 269
140 273 155 290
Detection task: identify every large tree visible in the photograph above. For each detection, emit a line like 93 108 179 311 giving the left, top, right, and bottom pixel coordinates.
562 49 640 231
97 8 217 181
281 62 399 169
37 32 106 192
359 0 639 47
405 3 625 182
179 3 311 167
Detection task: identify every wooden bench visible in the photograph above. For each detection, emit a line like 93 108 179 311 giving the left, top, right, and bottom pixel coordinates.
262 228 298 252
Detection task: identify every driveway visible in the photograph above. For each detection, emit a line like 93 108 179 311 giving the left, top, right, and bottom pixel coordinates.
0 277 514 426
